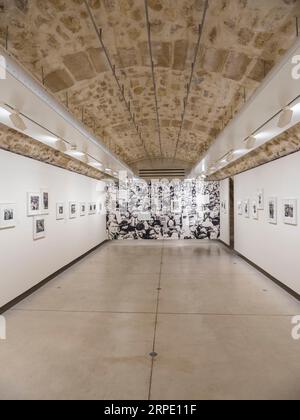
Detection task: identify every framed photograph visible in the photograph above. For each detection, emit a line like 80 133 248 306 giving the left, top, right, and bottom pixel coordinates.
80 203 86 217
257 189 264 210
0 203 17 229
69 202 77 219
252 200 258 220
33 216 46 240
221 200 227 214
98 202 103 213
56 203 65 220
283 199 297 225
237 201 243 215
41 189 49 214
268 197 277 224
89 203 96 215
243 199 250 218
27 192 41 216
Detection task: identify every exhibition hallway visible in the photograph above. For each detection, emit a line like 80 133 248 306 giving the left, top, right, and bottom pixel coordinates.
0 240 299 400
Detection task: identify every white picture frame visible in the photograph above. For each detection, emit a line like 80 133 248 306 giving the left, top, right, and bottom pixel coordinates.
268 197 277 224
56 203 65 220
237 201 243 215
27 192 41 216
89 202 96 215
0 203 17 229
33 216 46 240
69 202 77 219
283 199 297 225
252 200 258 220
41 189 49 215
80 203 86 217
244 199 250 218
257 189 264 210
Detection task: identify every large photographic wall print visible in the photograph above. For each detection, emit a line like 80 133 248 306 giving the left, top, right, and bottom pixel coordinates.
106 179 220 240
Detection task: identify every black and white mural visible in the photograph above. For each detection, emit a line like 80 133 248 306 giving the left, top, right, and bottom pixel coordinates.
106 179 220 240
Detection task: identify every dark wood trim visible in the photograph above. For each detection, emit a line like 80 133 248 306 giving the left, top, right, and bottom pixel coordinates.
218 239 300 302
0 240 109 315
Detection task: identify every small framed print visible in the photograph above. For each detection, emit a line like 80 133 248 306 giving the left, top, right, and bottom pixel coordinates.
80 203 86 217
0 203 17 229
252 200 258 220
244 199 250 218
257 189 264 210
283 199 297 225
98 202 103 213
237 201 243 215
69 202 77 219
268 197 277 224
56 203 65 220
33 216 46 240
27 192 41 216
89 203 96 215
41 189 49 214
221 200 227 214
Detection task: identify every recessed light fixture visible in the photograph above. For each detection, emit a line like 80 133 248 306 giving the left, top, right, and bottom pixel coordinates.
56 139 67 153
105 168 112 172
9 111 27 131
245 136 256 150
64 145 85 157
277 107 293 128
90 161 103 168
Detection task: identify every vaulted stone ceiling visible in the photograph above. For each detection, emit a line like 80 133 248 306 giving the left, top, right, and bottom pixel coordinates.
0 0 300 173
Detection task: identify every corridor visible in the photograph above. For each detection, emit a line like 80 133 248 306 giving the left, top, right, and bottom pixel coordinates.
0 240 299 400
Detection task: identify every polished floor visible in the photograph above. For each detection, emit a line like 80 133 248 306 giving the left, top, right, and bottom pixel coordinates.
0 240 299 400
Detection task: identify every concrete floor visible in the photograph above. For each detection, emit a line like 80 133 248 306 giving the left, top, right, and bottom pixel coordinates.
0 240 299 400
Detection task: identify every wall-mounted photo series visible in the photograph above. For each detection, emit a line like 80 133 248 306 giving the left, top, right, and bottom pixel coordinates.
237 189 298 227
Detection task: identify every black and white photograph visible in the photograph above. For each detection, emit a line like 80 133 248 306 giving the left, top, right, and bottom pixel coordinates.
221 200 227 214
107 180 220 240
89 202 97 215
237 201 243 216
33 216 46 240
69 202 77 219
268 197 277 224
252 200 258 220
243 199 250 218
80 203 86 217
283 199 297 225
27 192 41 216
257 189 264 210
56 203 65 220
0 203 17 229
41 190 49 214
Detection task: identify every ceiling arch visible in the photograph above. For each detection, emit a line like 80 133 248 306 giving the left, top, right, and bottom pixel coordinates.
0 0 299 172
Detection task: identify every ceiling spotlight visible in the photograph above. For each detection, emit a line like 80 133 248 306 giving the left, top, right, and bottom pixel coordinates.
9 111 27 131
90 161 103 168
64 145 84 157
245 136 256 150
105 168 112 173
225 150 234 163
277 107 293 128
56 139 67 153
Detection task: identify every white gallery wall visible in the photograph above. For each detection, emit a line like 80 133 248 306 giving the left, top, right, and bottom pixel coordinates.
234 150 300 295
0 149 107 308
219 178 230 246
